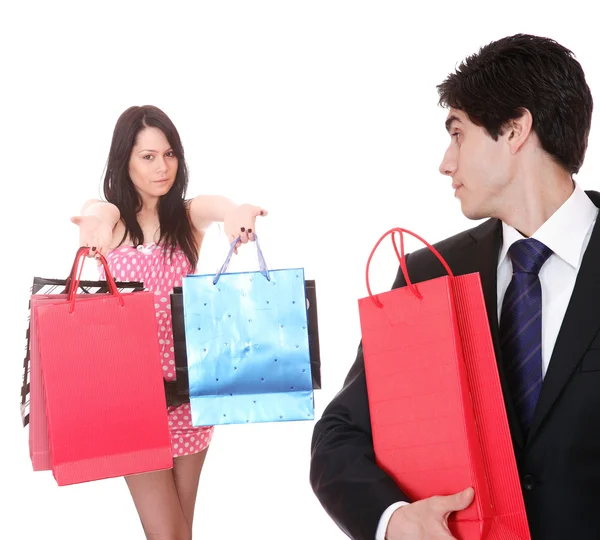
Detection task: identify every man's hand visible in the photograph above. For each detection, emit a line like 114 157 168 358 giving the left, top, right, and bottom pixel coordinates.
386 487 474 539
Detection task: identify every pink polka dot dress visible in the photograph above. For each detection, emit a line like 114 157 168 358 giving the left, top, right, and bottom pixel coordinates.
103 242 213 458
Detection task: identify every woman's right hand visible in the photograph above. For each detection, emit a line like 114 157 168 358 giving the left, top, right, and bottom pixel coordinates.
71 215 114 257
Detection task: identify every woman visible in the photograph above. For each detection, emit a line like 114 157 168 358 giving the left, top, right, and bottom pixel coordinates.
71 105 267 539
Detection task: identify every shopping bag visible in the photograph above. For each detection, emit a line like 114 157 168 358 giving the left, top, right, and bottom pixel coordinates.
169 278 322 398
359 228 530 539
29 294 114 471
24 274 143 471
182 235 314 426
33 247 172 485
169 290 191 400
304 280 322 389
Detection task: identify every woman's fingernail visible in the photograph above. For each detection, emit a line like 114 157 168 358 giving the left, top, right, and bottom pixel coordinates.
248 229 253 233
241 227 245 232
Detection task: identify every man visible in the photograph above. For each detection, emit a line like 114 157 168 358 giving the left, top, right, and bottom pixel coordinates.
310 34 597 540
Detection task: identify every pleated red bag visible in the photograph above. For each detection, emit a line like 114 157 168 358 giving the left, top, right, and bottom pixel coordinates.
359 229 530 539
33 247 172 486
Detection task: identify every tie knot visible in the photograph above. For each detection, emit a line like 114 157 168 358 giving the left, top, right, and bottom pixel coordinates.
508 238 553 275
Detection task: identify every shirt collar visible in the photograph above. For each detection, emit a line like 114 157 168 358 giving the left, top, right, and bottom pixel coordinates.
498 182 598 270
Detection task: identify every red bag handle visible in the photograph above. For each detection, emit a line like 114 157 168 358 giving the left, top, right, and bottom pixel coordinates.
64 247 90 294
67 247 124 313
366 228 454 307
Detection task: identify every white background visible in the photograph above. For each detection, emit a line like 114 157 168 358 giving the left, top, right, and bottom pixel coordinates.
1 1 598 538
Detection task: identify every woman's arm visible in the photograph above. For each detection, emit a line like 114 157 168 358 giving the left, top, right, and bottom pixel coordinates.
187 195 267 251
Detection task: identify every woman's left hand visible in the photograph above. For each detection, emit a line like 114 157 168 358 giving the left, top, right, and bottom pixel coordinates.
224 203 268 253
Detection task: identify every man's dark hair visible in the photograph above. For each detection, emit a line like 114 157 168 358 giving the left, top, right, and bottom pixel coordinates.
438 34 593 174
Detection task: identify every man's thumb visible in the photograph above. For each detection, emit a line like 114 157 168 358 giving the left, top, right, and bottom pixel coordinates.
455 487 475 510
440 487 475 513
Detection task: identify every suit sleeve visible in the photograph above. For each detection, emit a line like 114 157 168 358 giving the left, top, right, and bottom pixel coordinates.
309 262 411 540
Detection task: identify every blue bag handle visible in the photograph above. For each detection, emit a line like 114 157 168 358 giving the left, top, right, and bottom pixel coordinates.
213 233 270 285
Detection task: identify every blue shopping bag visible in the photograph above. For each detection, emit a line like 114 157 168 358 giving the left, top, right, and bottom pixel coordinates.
182 236 315 426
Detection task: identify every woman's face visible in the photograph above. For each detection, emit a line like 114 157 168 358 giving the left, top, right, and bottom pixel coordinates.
128 127 178 204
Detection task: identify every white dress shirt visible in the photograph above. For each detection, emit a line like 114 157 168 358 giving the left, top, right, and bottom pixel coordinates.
375 183 598 540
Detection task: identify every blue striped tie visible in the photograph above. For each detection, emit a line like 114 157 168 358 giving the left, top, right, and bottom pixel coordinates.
500 238 553 434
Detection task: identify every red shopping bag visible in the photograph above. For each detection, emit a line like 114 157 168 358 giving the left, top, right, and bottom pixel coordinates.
29 294 101 470
359 229 530 539
29 294 52 470
33 248 172 486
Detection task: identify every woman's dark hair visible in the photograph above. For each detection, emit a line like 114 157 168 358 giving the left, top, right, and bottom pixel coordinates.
103 105 198 269
437 34 593 174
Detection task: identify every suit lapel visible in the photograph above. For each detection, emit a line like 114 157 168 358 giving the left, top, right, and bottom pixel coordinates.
470 219 526 450
529 200 600 442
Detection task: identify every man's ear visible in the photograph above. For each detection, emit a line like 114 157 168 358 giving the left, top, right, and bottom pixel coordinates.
504 108 534 155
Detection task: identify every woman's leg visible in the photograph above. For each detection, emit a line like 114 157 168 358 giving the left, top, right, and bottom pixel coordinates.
172 448 210 530
125 468 191 540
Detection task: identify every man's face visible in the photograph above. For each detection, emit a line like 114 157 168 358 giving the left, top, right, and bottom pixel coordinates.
439 108 512 220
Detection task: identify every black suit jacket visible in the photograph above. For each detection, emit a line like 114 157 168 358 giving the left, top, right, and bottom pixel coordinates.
310 191 600 540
